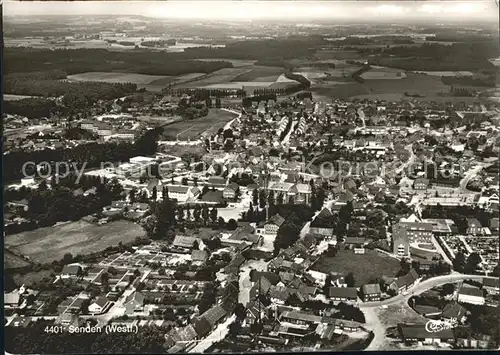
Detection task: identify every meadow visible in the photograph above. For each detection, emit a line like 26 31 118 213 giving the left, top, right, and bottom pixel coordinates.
5 220 145 264
311 249 401 287
160 108 238 140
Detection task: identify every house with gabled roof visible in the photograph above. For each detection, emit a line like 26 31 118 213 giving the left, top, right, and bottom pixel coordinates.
389 269 419 294
361 284 381 301
61 264 83 279
441 302 467 324
124 291 145 315
328 287 358 303
264 214 285 235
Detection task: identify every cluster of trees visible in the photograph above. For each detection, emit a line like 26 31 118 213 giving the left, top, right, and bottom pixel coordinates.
455 303 500 345
254 59 293 69
140 188 224 241
362 42 497 71
449 86 478 97
296 91 313 100
279 117 293 141
283 71 311 90
4 97 58 119
140 39 176 47
4 320 166 354
181 36 325 60
5 48 234 76
442 75 496 88
4 128 161 182
422 205 492 235
272 204 315 253
351 64 371 83
5 71 138 108
6 176 123 233
336 302 366 323
453 252 483 274
164 87 245 99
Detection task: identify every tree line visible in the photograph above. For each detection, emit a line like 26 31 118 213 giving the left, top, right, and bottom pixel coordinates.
5 71 138 110
4 128 161 182
4 98 59 119
163 87 246 99
4 48 234 76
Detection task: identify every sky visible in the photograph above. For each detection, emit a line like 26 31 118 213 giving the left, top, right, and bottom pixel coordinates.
3 1 498 22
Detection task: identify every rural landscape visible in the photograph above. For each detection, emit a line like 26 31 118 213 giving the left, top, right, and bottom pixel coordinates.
3 1 500 354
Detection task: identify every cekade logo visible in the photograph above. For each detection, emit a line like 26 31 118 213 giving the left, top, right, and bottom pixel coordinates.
425 318 459 333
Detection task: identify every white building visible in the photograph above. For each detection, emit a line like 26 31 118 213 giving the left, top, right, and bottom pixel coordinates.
457 287 485 305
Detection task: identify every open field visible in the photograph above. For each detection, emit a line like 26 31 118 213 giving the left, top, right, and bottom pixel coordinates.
174 65 301 90
230 65 284 82
203 82 274 89
160 108 238 140
315 49 363 60
312 72 450 101
67 72 171 85
175 68 251 88
411 71 474 77
5 220 145 264
196 58 257 67
293 68 329 83
4 250 31 269
142 73 207 92
4 94 39 101
360 67 407 80
311 249 400 286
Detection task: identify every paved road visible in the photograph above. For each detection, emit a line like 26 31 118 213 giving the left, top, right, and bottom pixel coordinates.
430 235 453 265
188 315 236 353
361 273 495 350
458 161 495 192
395 144 416 176
360 273 491 309
357 108 366 128
281 121 297 147
221 108 242 131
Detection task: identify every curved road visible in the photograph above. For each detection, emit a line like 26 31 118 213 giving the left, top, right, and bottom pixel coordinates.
361 273 493 309
361 273 497 350
458 161 496 193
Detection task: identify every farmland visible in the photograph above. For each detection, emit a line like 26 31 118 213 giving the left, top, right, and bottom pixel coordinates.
3 94 39 101
67 72 172 85
230 65 284 82
4 220 145 264
360 67 407 80
175 65 301 90
311 249 401 287
312 72 450 101
175 68 251 88
160 108 238 140
66 71 213 92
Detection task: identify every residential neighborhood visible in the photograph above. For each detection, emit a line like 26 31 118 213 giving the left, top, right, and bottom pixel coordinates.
3 3 500 354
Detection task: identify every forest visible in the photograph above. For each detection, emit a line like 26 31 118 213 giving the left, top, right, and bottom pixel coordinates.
4 98 59 119
4 48 233 76
4 70 138 108
3 128 161 182
362 42 498 71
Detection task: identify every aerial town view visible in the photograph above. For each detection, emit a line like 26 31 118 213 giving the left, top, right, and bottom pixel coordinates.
2 1 499 353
